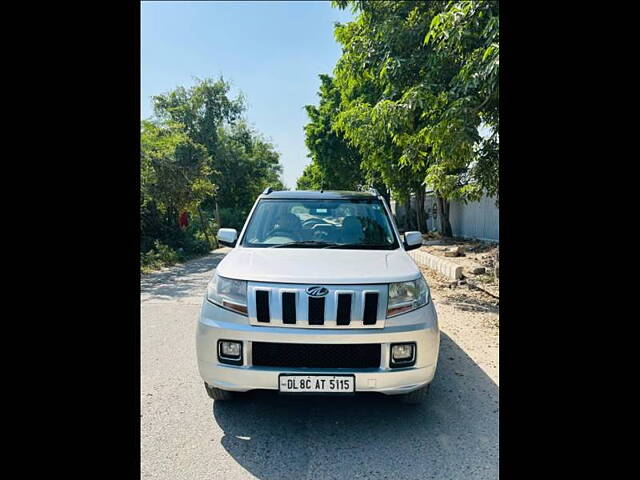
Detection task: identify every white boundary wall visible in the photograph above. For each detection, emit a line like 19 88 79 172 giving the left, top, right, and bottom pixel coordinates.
448 195 499 242
392 194 499 243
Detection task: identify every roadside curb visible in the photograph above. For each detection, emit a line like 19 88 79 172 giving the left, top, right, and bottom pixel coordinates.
408 250 463 281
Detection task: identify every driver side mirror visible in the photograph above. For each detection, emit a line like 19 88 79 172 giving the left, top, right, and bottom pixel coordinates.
403 231 422 251
217 228 238 247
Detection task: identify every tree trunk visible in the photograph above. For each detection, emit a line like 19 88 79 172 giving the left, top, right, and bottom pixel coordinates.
443 199 452 237
435 195 442 233
214 200 221 228
415 188 426 233
404 196 414 231
436 194 453 237
380 186 391 207
197 206 216 250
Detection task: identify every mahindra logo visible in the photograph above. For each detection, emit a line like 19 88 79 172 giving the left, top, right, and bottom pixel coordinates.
306 286 329 297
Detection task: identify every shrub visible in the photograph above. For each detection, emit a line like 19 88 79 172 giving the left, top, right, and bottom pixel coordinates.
141 240 182 272
141 206 246 273
183 234 211 255
219 207 248 231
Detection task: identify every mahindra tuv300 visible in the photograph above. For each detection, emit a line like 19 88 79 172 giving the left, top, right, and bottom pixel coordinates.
196 189 439 404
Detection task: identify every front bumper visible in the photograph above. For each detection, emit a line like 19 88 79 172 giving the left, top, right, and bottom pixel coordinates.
196 298 439 395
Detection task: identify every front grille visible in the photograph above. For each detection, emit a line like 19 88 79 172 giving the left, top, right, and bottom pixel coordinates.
247 282 387 329
252 342 381 368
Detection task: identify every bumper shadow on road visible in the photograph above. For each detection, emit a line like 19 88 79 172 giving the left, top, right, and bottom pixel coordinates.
212 332 498 479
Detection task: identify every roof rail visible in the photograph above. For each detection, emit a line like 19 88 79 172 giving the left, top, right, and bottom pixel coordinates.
262 187 273 195
368 187 380 197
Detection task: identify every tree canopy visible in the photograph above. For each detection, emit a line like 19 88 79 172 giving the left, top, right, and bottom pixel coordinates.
141 119 214 215
141 77 285 270
298 74 365 191
298 0 499 233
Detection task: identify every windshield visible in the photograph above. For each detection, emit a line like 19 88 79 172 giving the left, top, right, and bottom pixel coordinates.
240 198 400 249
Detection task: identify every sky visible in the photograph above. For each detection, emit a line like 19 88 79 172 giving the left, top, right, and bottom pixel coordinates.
141 0 354 188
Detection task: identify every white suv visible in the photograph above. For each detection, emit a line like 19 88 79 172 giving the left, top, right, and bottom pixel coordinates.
196 189 439 403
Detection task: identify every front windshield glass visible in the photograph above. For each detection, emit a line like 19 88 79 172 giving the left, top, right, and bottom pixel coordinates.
240 198 399 249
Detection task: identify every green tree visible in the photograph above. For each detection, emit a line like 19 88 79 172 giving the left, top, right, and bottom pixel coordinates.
152 77 245 227
331 0 499 235
152 77 245 156
151 77 284 230
330 1 440 231
212 121 284 228
296 162 324 190
424 0 499 200
141 119 215 251
301 74 365 191
141 77 285 269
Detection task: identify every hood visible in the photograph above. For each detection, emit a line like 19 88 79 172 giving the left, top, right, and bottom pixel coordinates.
215 247 421 284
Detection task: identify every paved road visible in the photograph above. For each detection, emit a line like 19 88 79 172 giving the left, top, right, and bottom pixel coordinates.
141 250 499 480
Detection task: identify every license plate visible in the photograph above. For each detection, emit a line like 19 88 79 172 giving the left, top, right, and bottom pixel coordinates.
279 375 355 393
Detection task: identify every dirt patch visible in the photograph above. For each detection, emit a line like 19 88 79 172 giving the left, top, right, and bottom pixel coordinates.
421 264 499 332
420 239 499 297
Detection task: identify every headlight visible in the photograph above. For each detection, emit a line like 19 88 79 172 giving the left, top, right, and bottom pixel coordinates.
387 277 429 317
207 272 248 315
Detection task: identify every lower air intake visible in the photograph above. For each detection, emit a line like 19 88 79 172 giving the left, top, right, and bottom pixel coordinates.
251 342 381 369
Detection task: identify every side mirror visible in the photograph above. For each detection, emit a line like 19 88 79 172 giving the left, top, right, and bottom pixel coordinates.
403 231 422 251
217 228 238 247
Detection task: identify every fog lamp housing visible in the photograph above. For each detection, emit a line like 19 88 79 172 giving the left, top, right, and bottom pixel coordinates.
390 342 416 368
218 340 243 365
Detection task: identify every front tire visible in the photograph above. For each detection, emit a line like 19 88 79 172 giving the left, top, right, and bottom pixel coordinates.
204 382 235 401
400 384 430 404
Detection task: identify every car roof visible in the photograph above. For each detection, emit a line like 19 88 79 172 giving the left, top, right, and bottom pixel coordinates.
260 190 379 200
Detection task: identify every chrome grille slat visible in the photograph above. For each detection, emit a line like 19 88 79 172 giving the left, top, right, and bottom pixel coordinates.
268 289 282 325
323 291 338 327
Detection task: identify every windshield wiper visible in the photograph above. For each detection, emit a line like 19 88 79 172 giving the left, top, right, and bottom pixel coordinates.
270 240 338 248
